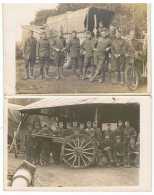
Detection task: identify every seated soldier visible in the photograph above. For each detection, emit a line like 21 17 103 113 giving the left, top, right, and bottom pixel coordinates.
127 137 139 168
101 134 114 168
113 136 127 167
39 122 53 135
103 123 114 141
84 121 93 136
63 123 74 136
53 122 64 136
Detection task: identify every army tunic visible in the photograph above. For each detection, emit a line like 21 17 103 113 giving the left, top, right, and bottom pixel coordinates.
80 37 95 68
123 127 137 146
127 142 139 165
112 142 126 162
111 37 126 71
91 127 102 145
24 132 35 163
52 36 66 66
66 37 82 75
108 30 116 41
93 37 112 70
103 130 114 141
114 126 124 142
101 139 113 162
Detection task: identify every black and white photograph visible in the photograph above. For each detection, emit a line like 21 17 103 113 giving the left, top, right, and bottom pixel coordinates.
4 96 151 190
3 3 150 94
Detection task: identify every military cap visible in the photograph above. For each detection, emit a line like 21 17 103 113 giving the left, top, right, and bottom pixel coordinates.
104 133 110 138
125 120 130 124
130 136 135 141
107 123 111 127
28 125 32 129
59 122 63 125
73 121 77 124
110 23 115 27
118 120 122 124
80 122 84 126
93 121 97 125
72 30 77 34
116 136 121 140
101 27 107 33
99 21 103 24
87 121 91 125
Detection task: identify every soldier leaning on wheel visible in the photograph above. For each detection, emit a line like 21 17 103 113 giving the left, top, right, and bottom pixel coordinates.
23 30 37 80
36 31 52 79
90 28 112 83
111 29 126 85
51 30 66 80
80 31 95 80
66 31 83 79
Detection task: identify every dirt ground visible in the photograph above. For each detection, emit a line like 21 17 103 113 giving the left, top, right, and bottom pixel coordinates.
8 153 139 187
16 60 147 94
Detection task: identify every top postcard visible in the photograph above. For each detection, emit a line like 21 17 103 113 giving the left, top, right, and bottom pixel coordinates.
3 3 151 95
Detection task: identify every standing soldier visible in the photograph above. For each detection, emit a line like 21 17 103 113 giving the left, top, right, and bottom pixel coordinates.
66 31 82 79
114 120 124 142
80 31 95 79
97 21 104 37
123 121 137 148
63 123 74 136
52 30 66 79
125 31 143 66
72 121 80 135
24 126 35 163
79 123 86 134
90 28 112 83
103 123 114 142
111 30 126 85
36 31 51 79
108 23 116 41
23 30 37 79
91 121 102 145
85 121 93 136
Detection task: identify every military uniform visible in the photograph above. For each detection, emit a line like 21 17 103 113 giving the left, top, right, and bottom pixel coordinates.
108 30 116 41
127 138 139 167
66 37 82 77
123 126 137 147
23 36 37 79
111 37 126 84
80 37 95 79
40 137 51 166
114 126 124 142
113 141 126 166
52 36 66 78
32 129 41 165
24 132 34 163
103 129 114 142
36 37 51 79
101 138 113 166
91 36 112 82
91 127 102 145
97 27 104 37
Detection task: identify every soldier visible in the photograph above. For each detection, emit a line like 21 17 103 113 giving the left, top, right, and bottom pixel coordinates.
97 21 104 37
63 123 74 136
125 31 143 66
108 23 116 41
101 134 114 167
66 31 83 79
111 30 126 85
90 28 112 83
53 122 64 136
123 121 137 148
23 30 37 79
114 120 124 142
113 136 127 167
80 31 95 79
127 137 139 168
79 123 86 134
103 123 114 141
91 121 102 145
32 122 41 165
72 121 80 135
36 31 51 79
24 126 35 163
40 123 51 166
52 30 66 79
84 121 93 136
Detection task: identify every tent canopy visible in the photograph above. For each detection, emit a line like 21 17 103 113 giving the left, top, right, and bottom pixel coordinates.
18 97 139 113
46 7 115 34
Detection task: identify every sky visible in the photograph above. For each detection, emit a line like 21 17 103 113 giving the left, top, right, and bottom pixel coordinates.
4 4 58 41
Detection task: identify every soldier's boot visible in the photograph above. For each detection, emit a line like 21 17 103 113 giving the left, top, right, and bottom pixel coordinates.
38 68 44 79
90 70 100 82
30 68 35 79
112 71 119 85
56 67 60 80
99 71 105 83
45 68 50 79
111 71 115 83
89 67 95 79
81 67 87 80
24 69 29 80
120 72 125 85
60 66 64 79
79 69 83 79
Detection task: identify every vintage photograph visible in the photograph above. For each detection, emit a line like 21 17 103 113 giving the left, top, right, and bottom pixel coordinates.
3 3 150 94
3 96 151 190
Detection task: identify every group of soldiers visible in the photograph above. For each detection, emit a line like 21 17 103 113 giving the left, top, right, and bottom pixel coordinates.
24 119 140 168
23 22 143 84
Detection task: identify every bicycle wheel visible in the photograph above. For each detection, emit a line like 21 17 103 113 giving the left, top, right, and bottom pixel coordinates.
125 66 139 91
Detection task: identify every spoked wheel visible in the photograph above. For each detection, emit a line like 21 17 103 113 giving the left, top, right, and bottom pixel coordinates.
125 66 139 91
62 134 96 169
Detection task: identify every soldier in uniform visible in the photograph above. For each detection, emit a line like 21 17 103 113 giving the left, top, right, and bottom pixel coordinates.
36 31 51 79
32 122 41 165
108 23 116 41
79 123 86 134
90 28 112 83
91 121 102 145
101 134 114 167
114 120 124 142
23 30 37 79
72 121 80 135
80 31 95 79
123 121 137 148
111 30 126 85
85 121 93 136
113 136 127 167
63 123 74 136
97 21 104 37
103 123 114 142
52 30 66 79
127 137 139 168
125 31 143 66
24 126 35 163
66 31 83 79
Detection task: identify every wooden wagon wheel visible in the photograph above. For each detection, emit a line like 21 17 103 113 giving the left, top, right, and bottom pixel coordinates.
62 134 96 169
